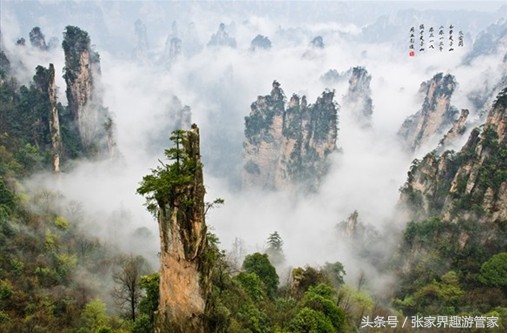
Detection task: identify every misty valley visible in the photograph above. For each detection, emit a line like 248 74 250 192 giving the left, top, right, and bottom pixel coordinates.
0 1 507 332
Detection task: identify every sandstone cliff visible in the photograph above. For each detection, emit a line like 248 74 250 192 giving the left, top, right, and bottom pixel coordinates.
151 125 210 333
467 52 507 115
162 22 182 66
147 96 192 154
400 87 507 225
437 108 469 151
62 26 115 157
208 23 236 48
132 19 149 63
29 27 47 50
33 64 62 172
243 81 338 191
398 73 459 151
396 87 507 314
48 64 62 172
250 35 272 51
342 66 373 127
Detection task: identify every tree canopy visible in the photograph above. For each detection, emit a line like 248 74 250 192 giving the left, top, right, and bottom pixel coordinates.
242 252 279 298
136 130 197 214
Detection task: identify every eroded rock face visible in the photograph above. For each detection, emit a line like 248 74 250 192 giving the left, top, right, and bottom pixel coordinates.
250 34 271 51
156 125 210 333
147 96 192 154
62 26 115 157
342 66 373 127
29 27 47 50
437 108 469 151
243 81 338 192
399 73 458 151
132 19 149 62
208 23 236 48
32 63 61 172
48 64 61 172
400 88 507 224
310 36 324 49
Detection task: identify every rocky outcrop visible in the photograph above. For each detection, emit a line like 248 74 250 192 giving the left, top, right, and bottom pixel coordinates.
132 19 149 62
167 37 182 62
168 97 191 131
303 36 325 59
250 35 271 51
243 81 338 191
398 73 459 151
29 27 47 50
321 69 341 84
154 125 210 333
400 87 507 224
207 23 236 48
62 26 115 157
48 64 62 172
342 67 373 127
464 20 507 65
162 22 182 65
148 96 192 153
467 54 507 115
437 109 469 151
310 36 325 49
32 64 62 172
340 210 359 238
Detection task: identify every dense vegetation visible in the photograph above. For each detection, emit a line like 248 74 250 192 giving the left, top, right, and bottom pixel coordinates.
394 89 507 331
204 236 352 333
0 30 152 332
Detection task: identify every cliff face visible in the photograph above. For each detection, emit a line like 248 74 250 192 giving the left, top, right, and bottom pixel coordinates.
400 87 507 225
62 26 115 157
29 27 47 50
396 89 507 309
437 108 469 151
464 20 507 65
33 64 62 172
467 53 507 114
155 125 210 333
207 23 236 48
48 64 62 172
243 81 338 191
342 66 373 127
147 96 192 154
167 37 182 63
398 73 459 151
132 19 149 62
250 35 272 51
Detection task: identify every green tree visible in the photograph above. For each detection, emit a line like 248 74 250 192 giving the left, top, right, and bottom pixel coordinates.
242 253 279 298
289 307 335 333
137 273 159 331
137 130 196 214
80 299 111 333
480 253 507 290
301 291 346 332
235 272 265 301
266 231 285 266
